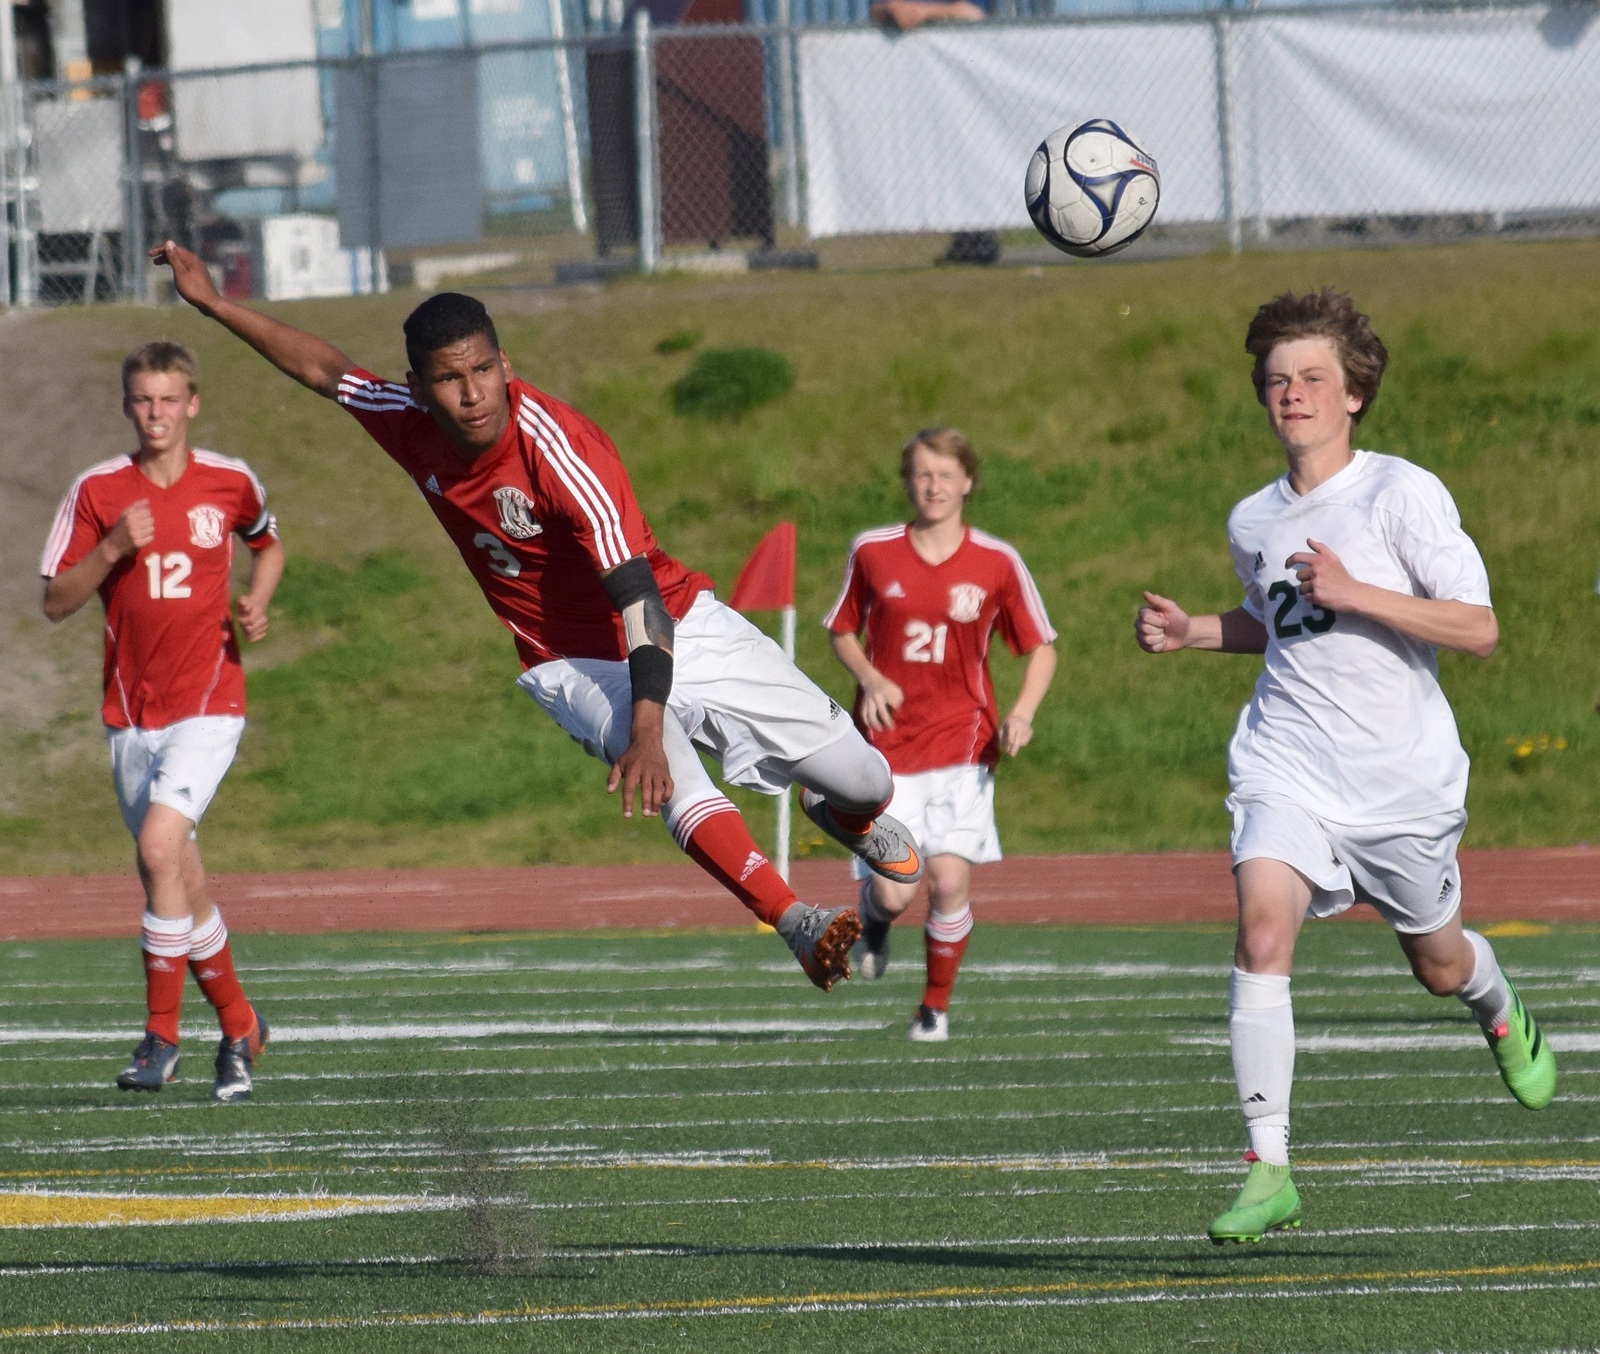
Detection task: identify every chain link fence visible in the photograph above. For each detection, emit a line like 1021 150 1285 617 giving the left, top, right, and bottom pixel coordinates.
1 0 1597 305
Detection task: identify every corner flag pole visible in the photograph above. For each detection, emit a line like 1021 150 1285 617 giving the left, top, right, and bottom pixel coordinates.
727 522 798 883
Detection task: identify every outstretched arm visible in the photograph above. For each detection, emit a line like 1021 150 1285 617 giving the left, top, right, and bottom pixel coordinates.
152 241 356 400
1137 592 1268 654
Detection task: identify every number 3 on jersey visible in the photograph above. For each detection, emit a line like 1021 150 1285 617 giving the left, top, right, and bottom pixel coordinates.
1267 580 1335 639
903 620 948 663
474 533 521 578
143 551 192 599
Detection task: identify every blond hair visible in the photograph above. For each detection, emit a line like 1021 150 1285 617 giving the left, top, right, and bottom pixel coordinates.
899 427 979 490
122 341 199 397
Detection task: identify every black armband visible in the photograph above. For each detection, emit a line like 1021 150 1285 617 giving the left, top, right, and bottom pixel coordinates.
628 644 674 706
602 554 675 652
600 555 656 610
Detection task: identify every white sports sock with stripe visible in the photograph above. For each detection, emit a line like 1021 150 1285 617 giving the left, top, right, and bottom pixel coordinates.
1230 968 1294 1166
1456 930 1512 1031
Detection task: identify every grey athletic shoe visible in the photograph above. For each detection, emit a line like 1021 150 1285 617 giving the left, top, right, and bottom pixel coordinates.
775 903 861 992
116 1031 180 1092
211 1011 269 1104
799 789 924 885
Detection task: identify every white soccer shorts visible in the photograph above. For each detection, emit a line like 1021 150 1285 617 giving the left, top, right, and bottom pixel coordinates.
1228 794 1468 935
851 764 1001 880
107 716 246 837
517 592 853 802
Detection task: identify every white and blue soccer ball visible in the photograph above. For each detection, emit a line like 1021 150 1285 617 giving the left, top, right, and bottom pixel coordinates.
1024 119 1160 258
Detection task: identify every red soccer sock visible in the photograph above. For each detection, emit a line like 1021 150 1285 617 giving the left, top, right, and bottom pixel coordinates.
140 911 191 1045
826 797 891 836
921 904 974 1011
188 910 256 1040
677 798 798 927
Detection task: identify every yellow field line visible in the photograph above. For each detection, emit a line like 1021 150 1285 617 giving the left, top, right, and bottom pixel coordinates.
3 1258 1598 1338
0 1192 443 1229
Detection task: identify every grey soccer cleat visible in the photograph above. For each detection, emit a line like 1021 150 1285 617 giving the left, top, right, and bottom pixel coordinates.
775 903 861 992
799 789 924 885
116 1031 181 1092
211 1010 269 1103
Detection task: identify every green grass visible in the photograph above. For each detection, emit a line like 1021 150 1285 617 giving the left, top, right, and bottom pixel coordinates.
1 921 1596 1350
5 239 1600 871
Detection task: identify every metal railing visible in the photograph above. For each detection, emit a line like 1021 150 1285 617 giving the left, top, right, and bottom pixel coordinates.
1 0 1596 305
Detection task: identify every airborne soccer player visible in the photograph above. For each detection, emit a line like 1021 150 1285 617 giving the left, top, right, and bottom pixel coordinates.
826 429 1056 1041
153 242 922 990
1136 290 1556 1244
40 342 282 1101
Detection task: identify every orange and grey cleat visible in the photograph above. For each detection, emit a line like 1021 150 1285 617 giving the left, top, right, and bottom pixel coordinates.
775 903 861 992
799 790 924 885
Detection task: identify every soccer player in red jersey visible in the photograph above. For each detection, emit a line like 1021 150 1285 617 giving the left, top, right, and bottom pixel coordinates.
40 342 283 1100
153 241 923 990
826 429 1057 1040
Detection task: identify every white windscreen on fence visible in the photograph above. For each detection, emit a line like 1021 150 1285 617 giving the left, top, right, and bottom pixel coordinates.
798 6 1600 238
1233 11 1600 219
797 23 1225 237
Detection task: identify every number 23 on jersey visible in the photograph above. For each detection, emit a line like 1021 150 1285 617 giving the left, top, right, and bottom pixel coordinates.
1266 579 1335 639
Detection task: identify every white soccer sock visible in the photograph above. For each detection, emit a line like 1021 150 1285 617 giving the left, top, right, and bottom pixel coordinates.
925 904 973 944
189 909 229 962
1229 968 1294 1166
1456 930 1512 1031
140 910 192 958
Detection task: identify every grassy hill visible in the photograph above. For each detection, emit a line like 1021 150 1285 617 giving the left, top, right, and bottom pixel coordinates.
4 239 1600 873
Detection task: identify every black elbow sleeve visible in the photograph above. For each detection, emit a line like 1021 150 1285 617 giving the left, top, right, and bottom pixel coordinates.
628 644 673 706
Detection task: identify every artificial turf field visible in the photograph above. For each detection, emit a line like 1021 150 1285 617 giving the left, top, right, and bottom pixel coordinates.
1 921 1596 1350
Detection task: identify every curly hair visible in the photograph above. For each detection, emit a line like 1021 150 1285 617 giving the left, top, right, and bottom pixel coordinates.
899 427 979 491
1245 289 1389 426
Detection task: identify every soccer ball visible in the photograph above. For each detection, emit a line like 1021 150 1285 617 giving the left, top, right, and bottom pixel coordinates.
1024 119 1160 258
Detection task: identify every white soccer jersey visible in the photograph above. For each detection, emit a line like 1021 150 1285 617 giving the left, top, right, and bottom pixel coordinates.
1225 450 1492 827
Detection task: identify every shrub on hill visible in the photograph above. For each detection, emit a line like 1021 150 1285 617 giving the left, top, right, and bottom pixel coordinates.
671 346 794 420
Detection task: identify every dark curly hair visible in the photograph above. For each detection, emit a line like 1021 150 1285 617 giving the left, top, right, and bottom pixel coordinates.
1245 289 1388 426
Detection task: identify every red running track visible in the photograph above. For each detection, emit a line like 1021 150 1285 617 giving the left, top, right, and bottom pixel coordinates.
2 850 1597 941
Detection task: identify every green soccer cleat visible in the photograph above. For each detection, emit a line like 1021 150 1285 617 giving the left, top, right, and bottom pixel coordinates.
1483 977 1557 1111
1208 1155 1302 1245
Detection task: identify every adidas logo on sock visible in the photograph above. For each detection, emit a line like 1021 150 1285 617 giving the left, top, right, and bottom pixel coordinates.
1243 1091 1267 1104
738 850 768 883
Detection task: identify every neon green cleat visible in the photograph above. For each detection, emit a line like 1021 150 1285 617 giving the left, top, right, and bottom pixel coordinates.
1208 1156 1302 1245
1484 977 1557 1111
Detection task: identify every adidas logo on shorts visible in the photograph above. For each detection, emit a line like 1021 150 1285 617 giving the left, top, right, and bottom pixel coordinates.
1438 876 1455 902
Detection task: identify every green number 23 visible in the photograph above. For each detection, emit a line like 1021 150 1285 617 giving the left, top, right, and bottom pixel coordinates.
1267 580 1336 639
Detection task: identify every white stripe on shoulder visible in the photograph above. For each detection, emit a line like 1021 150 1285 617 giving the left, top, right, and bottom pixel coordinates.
337 372 416 409
521 397 631 569
191 448 268 506
967 528 1056 641
518 408 623 570
524 398 631 565
823 525 902 629
39 455 133 577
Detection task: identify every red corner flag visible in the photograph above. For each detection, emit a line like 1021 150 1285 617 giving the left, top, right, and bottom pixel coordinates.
728 522 796 612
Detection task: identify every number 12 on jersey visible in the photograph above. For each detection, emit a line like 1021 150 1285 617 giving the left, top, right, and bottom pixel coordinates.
903 620 948 663
143 551 193 599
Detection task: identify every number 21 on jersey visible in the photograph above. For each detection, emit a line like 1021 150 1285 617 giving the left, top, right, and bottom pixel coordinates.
144 551 192 599
903 620 947 663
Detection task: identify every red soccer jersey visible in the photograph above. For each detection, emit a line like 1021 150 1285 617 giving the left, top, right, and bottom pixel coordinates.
40 450 279 730
336 371 711 668
825 525 1056 773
